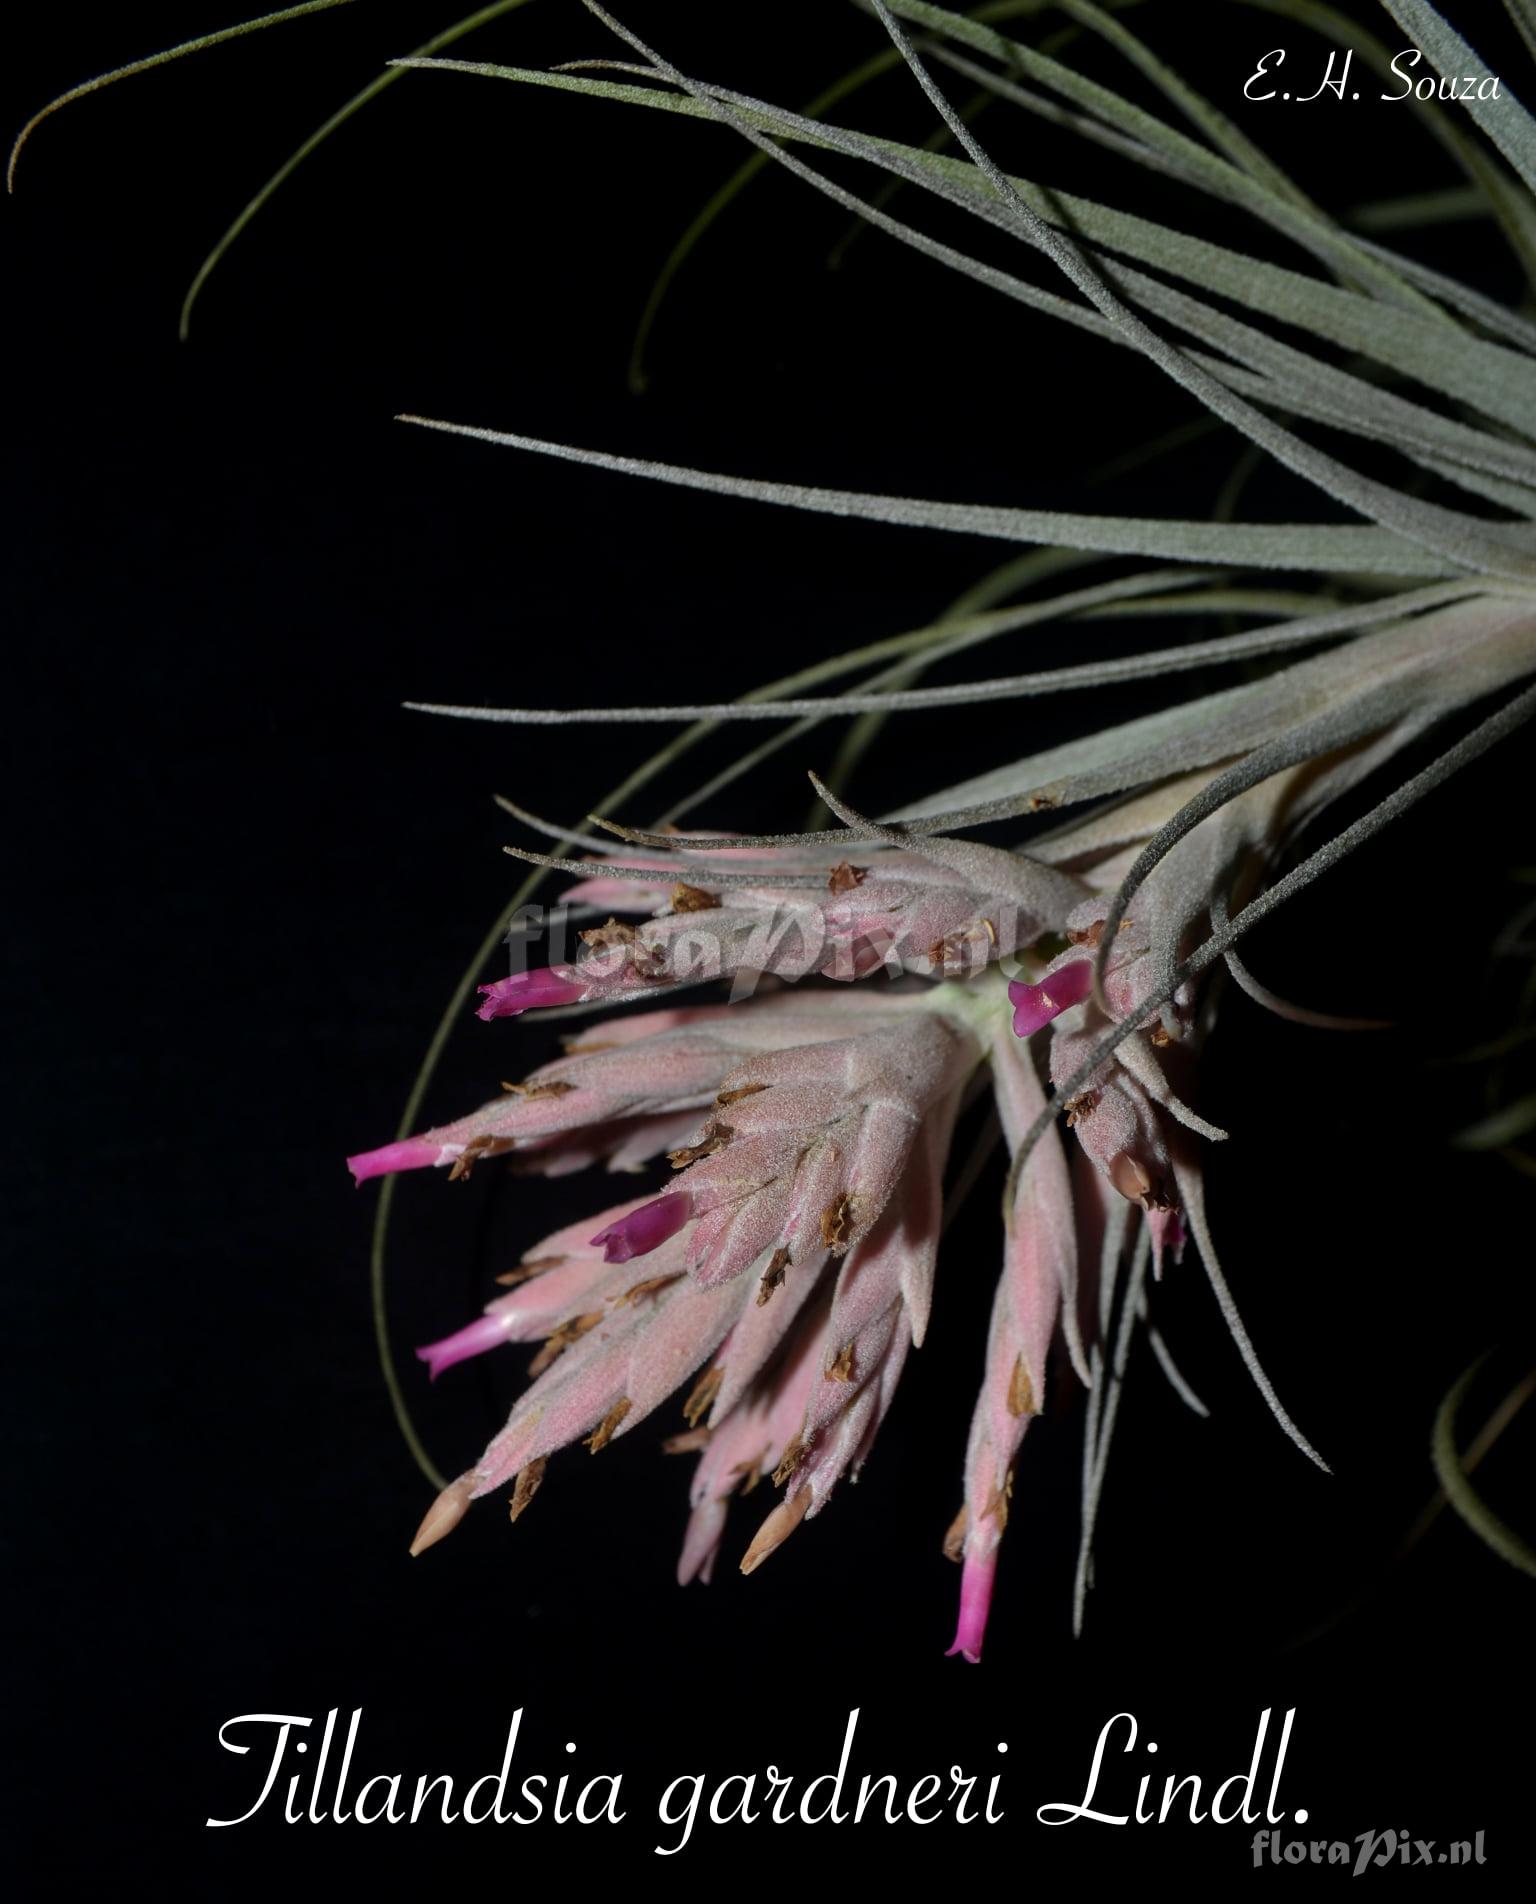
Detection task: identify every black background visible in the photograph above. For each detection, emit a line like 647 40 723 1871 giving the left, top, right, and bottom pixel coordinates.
7 0 1534 1886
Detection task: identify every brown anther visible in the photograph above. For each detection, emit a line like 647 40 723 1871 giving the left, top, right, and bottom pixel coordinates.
585 1398 631 1453
527 1311 602 1377
508 1457 547 1524
826 1342 856 1383
682 1365 723 1429
715 1081 768 1109
496 1254 566 1290
1027 791 1062 812
447 1133 509 1183
820 1193 855 1253
667 1122 733 1169
612 1272 683 1307
1067 919 1106 948
1141 1179 1178 1215
661 1426 712 1455
1063 1090 1101 1128
1007 1355 1039 1419
669 882 720 913
1148 1023 1175 1048
826 860 867 895
756 1246 791 1307
928 923 993 976
499 1076 577 1100
942 1504 969 1564
771 1434 807 1488
727 1460 764 1498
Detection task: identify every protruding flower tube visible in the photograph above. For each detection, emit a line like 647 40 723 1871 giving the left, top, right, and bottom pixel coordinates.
475 967 587 1021
416 1312 515 1381
1009 959 1093 1037
347 1136 455 1185
590 1192 692 1263
945 1548 997 1664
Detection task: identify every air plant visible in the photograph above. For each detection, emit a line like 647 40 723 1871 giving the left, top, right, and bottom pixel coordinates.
22 0 1536 1652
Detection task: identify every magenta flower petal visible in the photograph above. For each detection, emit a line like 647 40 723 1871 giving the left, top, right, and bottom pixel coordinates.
475 968 586 1022
589 1192 692 1264
416 1312 514 1381
1008 959 1094 1038
347 1137 452 1185
945 1548 997 1664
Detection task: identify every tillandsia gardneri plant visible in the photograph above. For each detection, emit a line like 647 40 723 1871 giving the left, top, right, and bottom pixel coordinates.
22 0 1536 1650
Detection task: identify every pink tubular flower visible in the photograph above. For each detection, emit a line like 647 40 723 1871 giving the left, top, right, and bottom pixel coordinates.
348 1136 453 1185
590 1192 692 1263
475 967 588 1020
417 1312 514 1381
1008 958 1094 1036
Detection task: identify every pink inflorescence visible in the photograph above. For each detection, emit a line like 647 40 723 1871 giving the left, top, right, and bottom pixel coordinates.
351 821 1281 1664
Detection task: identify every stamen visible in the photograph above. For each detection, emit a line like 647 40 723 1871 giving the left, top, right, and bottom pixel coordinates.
1006 1356 1038 1419
585 1399 631 1453
527 1312 603 1378
771 1434 807 1487
820 1193 855 1252
757 1245 791 1306
825 1343 856 1383
683 1365 723 1428
667 1123 733 1168
508 1458 547 1523
716 1081 768 1108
